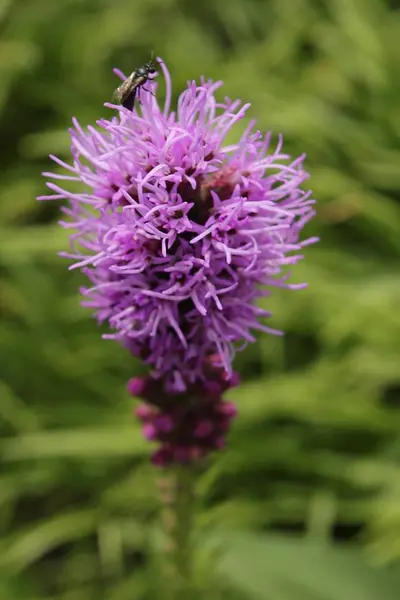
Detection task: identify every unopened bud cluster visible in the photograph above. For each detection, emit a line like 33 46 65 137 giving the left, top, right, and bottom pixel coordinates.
128 356 238 466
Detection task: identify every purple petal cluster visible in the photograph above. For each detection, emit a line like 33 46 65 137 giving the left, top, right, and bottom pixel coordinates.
39 60 317 393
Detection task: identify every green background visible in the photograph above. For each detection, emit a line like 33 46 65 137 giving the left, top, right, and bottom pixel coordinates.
1 0 400 598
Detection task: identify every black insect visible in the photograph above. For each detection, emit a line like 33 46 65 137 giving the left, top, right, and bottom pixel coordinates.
114 60 158 111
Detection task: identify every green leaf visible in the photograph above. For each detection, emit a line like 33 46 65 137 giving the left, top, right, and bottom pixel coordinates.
217 532 400 600
1 509 100 571
1 427 146 460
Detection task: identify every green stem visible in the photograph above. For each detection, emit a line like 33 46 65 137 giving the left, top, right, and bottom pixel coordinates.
158 466 196 599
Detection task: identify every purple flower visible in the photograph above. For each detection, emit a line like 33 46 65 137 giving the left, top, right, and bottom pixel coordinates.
39 60 318 394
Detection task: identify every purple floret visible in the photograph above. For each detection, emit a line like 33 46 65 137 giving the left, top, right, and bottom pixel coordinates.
39 59 317 393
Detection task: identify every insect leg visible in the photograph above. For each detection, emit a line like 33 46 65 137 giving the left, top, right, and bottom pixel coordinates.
141 86 156 98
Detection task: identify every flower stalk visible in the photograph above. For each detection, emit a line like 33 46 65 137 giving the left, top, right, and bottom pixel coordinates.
158 466 197 599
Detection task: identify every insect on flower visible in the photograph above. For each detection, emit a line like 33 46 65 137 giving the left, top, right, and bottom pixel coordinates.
113 59 158 111
40 59 318 395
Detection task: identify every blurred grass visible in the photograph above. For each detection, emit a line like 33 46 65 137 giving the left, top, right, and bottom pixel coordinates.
0 0 400 598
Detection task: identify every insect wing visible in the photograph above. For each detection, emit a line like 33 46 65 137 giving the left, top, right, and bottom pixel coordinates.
121 88 137 111
113 74 135 104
